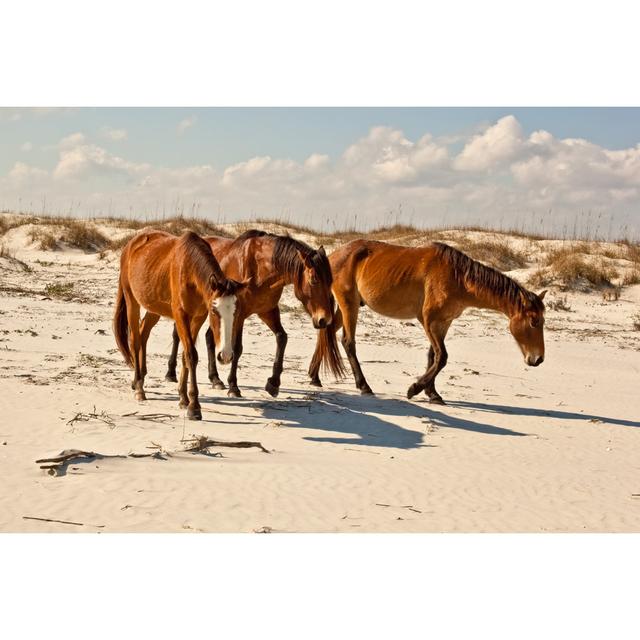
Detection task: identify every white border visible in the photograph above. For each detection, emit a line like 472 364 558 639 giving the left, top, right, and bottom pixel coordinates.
2 0 640 105
2 2 639 637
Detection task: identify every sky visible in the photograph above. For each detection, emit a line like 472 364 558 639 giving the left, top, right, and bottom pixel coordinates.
1 107 640 238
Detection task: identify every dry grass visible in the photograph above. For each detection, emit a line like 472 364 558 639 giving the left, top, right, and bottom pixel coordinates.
44 282 75 299
546 295 571 311
622 268 640 286
624 242 640 264
542 248 619 289
28 227 59 250
452 238 528 271
28 220 110 252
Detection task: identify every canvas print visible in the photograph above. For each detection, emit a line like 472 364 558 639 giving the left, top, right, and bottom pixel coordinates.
1 107 638 532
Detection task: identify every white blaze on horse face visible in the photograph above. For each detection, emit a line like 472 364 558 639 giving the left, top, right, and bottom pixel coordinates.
214 294 237 364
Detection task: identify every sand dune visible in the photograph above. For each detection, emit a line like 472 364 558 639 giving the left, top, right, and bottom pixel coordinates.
1 214 639 532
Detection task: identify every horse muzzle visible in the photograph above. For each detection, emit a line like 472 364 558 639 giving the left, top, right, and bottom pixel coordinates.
525 354 544 367
217 351 233 365
313 316 331 329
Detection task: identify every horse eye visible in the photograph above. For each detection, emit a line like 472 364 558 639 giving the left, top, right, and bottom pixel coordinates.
530 318 539 328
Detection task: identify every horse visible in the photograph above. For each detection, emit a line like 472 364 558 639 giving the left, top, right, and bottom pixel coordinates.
308 239 546 404
113 229 247 420
162 229 344 397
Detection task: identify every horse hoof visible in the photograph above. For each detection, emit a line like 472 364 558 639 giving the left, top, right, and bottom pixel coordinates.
227 387 242 398
211 380 226 390
360 386 374 396
265 380 280 397
428 395 446 406
135 391 146 402
178 399 188 409
165 372 178 383
309 378 322 388
407 384 422 399
187 407 202 421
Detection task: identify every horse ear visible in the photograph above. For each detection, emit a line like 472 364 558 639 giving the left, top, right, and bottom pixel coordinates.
318 245 326 257
538 289 547 301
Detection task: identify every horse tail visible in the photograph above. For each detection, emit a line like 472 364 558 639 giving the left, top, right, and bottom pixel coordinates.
113 279 133 368
308 314 345 380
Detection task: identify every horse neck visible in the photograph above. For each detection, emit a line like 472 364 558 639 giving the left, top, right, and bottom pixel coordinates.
463 281 517 318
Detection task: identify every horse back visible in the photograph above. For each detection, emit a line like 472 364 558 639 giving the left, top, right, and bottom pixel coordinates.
331 240 442 319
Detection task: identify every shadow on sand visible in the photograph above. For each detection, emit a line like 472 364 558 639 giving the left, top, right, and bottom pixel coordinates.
208 387 529 449
448 400 640 429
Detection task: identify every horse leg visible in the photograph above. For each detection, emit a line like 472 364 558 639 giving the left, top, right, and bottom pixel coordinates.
174 311 203 420
205 326 225 390
178 351 189 409
165 324 179 382
124 292 145 401
338 294 372 395
407 319 451 404
226 319 245 398
259 308 287 397
309 305 343 387
136 312 160 390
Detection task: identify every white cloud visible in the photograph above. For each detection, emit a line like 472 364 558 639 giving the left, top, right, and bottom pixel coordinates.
454 115 525 171
102 127 128 141
177 116 197 134
21 142 33 152
7 162 48 185
53 133 149 180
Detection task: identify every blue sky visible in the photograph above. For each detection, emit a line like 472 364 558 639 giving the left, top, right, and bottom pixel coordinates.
3 107 640 172
1 107 639 236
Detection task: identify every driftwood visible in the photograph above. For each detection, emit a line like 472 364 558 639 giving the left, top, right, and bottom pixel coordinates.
182 435 270 454
35 448 166 476
37 437 270 476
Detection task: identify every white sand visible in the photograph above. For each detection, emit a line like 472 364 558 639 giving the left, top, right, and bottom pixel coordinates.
1 217 639 532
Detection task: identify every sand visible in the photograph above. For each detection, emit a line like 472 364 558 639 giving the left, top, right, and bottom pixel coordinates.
1 217 639 532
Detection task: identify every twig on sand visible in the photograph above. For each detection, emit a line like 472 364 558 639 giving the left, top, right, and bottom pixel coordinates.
22 516 96 529
67 406 115 428
182 434 270 454
121 411 176 423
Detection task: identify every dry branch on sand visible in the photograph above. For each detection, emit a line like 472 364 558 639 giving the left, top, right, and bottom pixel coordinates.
182 434 271 454
67 407 116 428
36 437 270 476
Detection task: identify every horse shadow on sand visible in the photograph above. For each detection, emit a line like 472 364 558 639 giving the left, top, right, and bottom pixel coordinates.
447 400 640 429
200 387 530 450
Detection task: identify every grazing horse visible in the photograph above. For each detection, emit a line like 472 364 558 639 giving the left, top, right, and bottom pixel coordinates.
308 240 547 404
163 229 344 397
113 229 246 420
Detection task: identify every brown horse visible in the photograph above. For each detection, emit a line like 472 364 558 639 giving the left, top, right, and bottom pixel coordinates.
308 239 546 404
113 229 247 420
163 229 344 397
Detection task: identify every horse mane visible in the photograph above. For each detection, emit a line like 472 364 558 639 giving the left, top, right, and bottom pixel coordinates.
236 229 268 240
181 231 238 294
433 242 543 312
236 229 332 285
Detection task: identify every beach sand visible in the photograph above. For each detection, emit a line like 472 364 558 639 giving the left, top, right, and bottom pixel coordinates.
1 216 639 532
